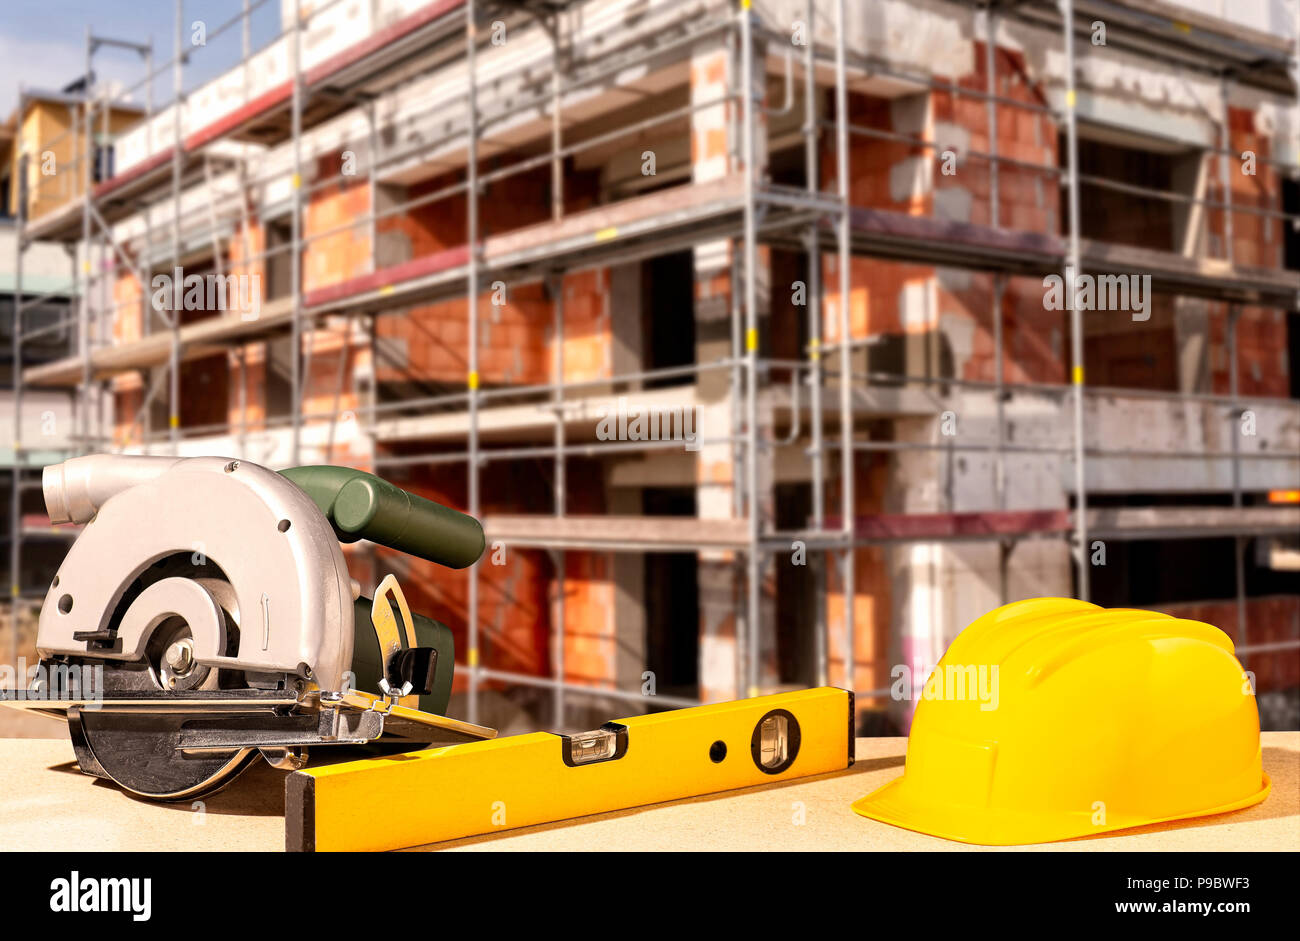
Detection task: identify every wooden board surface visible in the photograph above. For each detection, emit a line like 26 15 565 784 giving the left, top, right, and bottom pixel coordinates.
1 733 1295 852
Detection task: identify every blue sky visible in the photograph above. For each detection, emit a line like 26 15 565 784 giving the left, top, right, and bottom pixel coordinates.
1 0 281 117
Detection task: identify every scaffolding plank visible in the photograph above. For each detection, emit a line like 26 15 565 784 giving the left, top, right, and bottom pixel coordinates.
302 176 747 314
846 509 1071 541
1104 0 1296 57
92 147 176 202
1080 239 1300 307
483 514 750 550
482 505 1299 554
1087 504 1300 540
973 0 1296 90
184 85 293 151
375 384 701 443
23 147 213 243
23 297 294 387
302 245 470 309
485 175 745 261
830 208 1299 307
843 205 1060 277
25 169 1300 387
824 505 1300 544
20 199 85 244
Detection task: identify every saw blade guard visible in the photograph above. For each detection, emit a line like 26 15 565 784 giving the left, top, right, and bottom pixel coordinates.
37 455 356 693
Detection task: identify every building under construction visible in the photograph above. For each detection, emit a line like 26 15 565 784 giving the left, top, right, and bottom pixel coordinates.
4 0 1299 734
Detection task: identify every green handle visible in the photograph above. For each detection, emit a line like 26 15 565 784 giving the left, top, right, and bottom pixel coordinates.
281 465 484 569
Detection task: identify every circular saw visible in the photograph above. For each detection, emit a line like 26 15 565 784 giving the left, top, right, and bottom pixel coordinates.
1 455 495 800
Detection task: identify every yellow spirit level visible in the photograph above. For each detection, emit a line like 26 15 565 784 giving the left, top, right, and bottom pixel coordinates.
286 686 854 851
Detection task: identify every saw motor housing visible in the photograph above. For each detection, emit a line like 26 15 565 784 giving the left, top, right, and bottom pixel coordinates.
41 456 356 692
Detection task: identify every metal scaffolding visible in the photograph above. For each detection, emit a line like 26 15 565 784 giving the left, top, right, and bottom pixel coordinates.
7 0 1300 726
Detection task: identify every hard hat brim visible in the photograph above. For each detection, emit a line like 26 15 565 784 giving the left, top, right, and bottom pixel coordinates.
851 772 1272 846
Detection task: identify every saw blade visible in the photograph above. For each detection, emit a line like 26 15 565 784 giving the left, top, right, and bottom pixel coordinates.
68 707 259 801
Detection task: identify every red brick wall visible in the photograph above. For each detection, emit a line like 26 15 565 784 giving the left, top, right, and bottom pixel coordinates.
227 217 265 290
1221 107 1283 270
107 168 375 447
303 153 371 293
364 164 617 694
824 452 893 702
822 53 1067 387
821 90 933 344
224 216 270 432
375 164 609 389
822 50 1291 397
937 43 1064 386
1207 106 1289 398
110 265 147 446
111 265 145 345
949 45 1057 232
381 462 549 679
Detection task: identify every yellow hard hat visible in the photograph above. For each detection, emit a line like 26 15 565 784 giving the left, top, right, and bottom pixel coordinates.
853 597 1270 845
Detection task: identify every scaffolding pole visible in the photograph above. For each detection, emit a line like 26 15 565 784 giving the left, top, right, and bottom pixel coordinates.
290 4 304 466
549 14 566 726
550 272 567 728
1217 69 1249 663
833 0 855 692
169 1 183 453
9 100 26 671
80 27 93 454
1059 0 1089 602
740 0 762 699
803 0 828 688
986 5 1011 604
466 0 482 725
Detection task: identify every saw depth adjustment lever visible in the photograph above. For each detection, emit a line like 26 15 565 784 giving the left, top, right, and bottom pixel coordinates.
370 573 438 708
